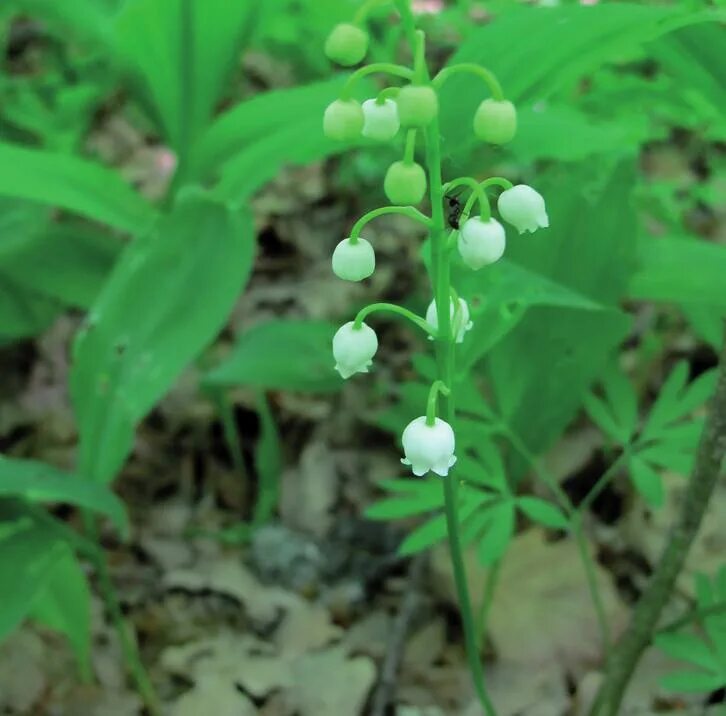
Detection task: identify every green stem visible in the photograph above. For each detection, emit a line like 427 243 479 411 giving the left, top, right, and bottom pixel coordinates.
350 205 431 241
573 512 612 653
502 425 612 655
206 387 249 488
354 302 435 336
426 380 450 425
341 62 414 98
577 450 629 515
433 63 504 100
443 177 491 220
475 559 502 651
354 0 390 23
403 128 417 163
589 326 726 716
657 600 726 635
82 511 161 716
393 0 418 48
426 105 497 716
479 177 514 192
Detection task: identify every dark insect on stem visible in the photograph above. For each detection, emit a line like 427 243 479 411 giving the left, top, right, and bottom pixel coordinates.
445 187 465 230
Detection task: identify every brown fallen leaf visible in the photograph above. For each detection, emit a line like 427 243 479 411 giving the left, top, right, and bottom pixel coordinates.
431 529 627 675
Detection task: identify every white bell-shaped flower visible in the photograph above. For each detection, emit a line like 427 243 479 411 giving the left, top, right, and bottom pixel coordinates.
401 416 457 477
362 98 400 141
332 237 375 281
497 185 549 234
457 216 506 269
333 321 378 379
425 297 473 344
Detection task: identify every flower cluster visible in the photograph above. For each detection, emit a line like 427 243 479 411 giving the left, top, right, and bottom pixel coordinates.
323 16 549 478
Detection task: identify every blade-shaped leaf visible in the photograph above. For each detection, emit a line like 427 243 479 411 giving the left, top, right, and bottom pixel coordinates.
0 520 67 642
71 191 255 483
113 0 257 152
517 497 569 530
30 548 91 676
629 455 665 508
0 456 128 535
0 142 156 233
204 319 340 393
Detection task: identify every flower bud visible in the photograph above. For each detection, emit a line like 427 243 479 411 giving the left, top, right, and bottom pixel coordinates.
473 99 517 144
396 85 438 127
332 237 375 281
333 321 378 379
425 297 473 344
497 185 549 234
323 99 364 141
384 161 427 205
401 416 457 477
324 23 369 66
362 99 400 141
457 217 506 270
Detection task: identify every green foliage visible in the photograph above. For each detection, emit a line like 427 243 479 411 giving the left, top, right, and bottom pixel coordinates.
586 361 717 506
654 568 726 694
71 192 255 483
0 514 91 672
0 456 128 535
204 319 341 393
0 142 157 233
113 0 258 153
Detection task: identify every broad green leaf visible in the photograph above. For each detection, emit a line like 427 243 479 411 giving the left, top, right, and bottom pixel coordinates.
456 259 603 371
30 548 91 677
438 3 714 169
659 669 724 694
0 142 156 234
204 320 340 393
650 24 726 141
517 497 569 530
189 77 347 182
477 501 515 566
629 456 664 508
113 0 257 153
654 633 719 673
0 456 128 535
508 103 646 164
629 235 726 310
71 191 255 483
487 160 636 458
1 220 121 310
0 276 58 343
0 520 66 642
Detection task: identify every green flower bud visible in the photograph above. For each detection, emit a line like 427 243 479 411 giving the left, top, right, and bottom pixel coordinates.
324 23 369 66
396 85 439 127
383 161 427 205
332 237 375 281
323 99 364 141
473 99 517 144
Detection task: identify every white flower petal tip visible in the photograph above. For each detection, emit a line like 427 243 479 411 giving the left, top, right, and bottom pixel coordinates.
332 322 378 380
457 217 506 270
425 297 473 344
332 237 375 281
401 416 457 478
497 185 549 234
362 98 400 141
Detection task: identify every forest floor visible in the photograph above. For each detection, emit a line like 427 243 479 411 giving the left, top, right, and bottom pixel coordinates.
1 69 725 716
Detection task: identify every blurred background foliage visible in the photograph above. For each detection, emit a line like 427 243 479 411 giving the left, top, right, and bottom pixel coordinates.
0 0 725 712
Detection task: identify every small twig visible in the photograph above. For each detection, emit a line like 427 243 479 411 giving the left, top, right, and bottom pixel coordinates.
370 554 427 716
589 324 726 716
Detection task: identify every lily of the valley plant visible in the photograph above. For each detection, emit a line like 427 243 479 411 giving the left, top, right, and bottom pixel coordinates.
324 2 547 713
